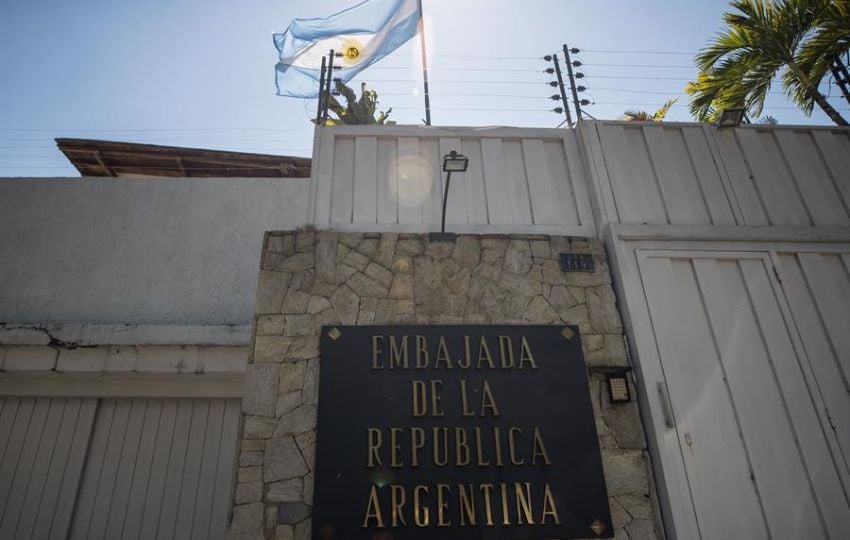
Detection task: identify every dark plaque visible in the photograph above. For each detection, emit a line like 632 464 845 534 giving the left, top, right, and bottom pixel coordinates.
559 252 595 272
312 325 612 539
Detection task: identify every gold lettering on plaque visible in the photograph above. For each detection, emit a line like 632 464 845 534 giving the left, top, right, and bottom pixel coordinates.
411 427 425 466
436 484 451 526
474 427 490 466
391 485 407 526
435 336 453 368
515 482 535 524
541 483 562 524
433 427 448 466
390 427 403 467
367 428 382 467
458 484 476 526
371 335 384 369
499 483 511 525
477 337 495 369
430 380 444 417
362 485 385 527
498 335 515 368
532 427 552 465
459 380 474 416
411 380 426 416
480 380 500 416
519 336 539 369
414 485 430 526
459 335 472 368
415 335 429 368
480 484 495 526
493 426 504 466
455 427 470 466
389 335 409 369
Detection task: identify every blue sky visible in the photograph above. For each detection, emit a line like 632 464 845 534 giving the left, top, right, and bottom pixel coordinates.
1 0 848 176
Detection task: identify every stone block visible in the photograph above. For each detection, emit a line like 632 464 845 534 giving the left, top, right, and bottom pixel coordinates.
239 451 264 467
279 361 307 394
374 233 398 267
388 274 413 299
278 502 311 525
355 238 378 258
281 290 311 314
602 449 649 496
266 233 294 255
347 272 389 298
530 239 550 259
314 232 338 284
293 519 311 540
276 525 295 540
523 296 560 323
617 494 653 520
243 363 279 416
306 296 331 314
266 505 278 530
264 437 309 482
452 236 481 268
602 387 645 449
330 286 359 324
626 519 658 540
56 347 108 372
364 262 394 288
276 391 302 417
425 240 453 259
244 415 278 439
269 253 313 273
274 405 317 437
253 336 291 363
241 439 265 452
339 233 363 248
396 238 423 256
342 249 370 271
503 239 533 275
286 337 319 360
268 478 304 503
255 271 291 314
289 270 315 292
588 285 623 333
605 334 628 364
391 255 412 273
2 346 57 371
295 231 315 252
284 315 315 337
238 466 263 483
227 503 263 540
235 482 263 504
303 471 314 504
302 359 319 405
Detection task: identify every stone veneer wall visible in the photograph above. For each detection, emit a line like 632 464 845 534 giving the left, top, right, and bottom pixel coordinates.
228 231 660 540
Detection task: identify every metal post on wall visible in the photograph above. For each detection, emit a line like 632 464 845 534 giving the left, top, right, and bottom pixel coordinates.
315 55 327 125
551 53 573 127
563 44 583 122
321 50 336 125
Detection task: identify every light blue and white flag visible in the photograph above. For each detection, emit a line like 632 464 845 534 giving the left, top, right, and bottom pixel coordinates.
274 0 421 98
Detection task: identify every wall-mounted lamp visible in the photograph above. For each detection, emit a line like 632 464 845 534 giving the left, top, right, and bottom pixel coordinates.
606 372 631 403
429 150 469 241
715 107 747 128
590 366 633 404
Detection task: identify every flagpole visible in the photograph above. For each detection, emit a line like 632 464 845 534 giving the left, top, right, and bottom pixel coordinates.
417 0 432 125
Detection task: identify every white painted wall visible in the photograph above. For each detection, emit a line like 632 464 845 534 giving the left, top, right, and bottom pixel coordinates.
0 177 309 326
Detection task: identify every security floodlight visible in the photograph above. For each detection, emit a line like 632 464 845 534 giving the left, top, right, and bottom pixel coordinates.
429 151 469 241
715 108 747 128
441 150 468 172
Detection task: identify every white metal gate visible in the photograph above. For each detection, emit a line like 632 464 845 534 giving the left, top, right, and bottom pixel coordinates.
636 249 850 539
0 397 240 540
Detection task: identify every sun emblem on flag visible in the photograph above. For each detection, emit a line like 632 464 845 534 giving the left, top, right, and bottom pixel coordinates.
340 38 364 66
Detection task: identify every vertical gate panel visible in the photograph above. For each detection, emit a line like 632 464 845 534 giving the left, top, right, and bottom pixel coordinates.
638 250 850 539
640 255 766 539
67 398 239 540
0 397 97 540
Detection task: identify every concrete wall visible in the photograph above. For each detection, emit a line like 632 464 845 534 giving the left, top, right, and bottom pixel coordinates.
0 177 309 326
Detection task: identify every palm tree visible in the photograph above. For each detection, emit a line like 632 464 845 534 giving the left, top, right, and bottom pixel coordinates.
315 80 396 126
795 0 850 109
687 0 847 126
622 98 678 122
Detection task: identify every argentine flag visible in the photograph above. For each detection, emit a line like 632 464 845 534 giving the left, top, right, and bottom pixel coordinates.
274 0 421 98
